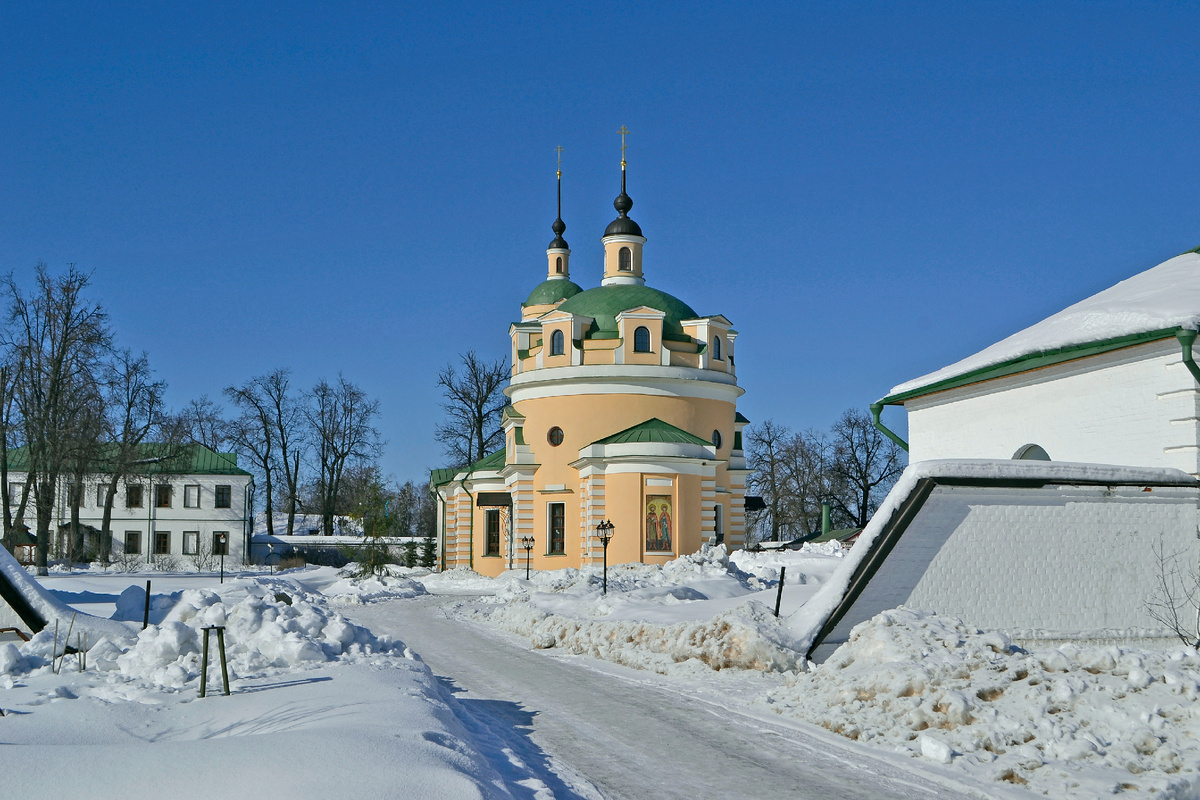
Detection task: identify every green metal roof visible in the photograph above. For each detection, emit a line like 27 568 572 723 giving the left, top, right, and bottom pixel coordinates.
523 278 583 307
879 326 1182 406
591 418 711 447
735 412 750 424
555 284 699 342
807 527 861 544
4 443 250 476
430 447 507 489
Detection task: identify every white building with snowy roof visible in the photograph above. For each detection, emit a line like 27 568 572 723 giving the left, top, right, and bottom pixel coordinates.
872 247 1200 475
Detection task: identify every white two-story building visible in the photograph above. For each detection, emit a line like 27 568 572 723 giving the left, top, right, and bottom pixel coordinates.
6 443 254 565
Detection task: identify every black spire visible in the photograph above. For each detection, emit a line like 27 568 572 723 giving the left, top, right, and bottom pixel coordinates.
605 126 643 237
549 164 568 249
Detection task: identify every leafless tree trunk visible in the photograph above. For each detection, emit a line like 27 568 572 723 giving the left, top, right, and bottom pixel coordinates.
307 376 381 537
4 265 111 575
180 395 230 452
746 420 800 542
260 370 306 537
0 359 20 548
830 408 905 529
225 376 278 537
435 351 508 468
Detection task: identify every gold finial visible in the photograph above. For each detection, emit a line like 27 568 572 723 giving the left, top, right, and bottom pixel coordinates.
555 145 563 178
618 125 630 168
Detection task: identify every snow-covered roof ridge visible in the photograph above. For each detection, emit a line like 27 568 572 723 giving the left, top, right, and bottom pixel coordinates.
889 250 1200 397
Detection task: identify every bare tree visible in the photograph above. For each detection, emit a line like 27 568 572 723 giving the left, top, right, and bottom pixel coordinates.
1146 535 1200 648
0 354 23 547
262 370 306 537
746 420 803 542
829 408 905 528
225 377 278 537
307 376 381 537
435 350 508 468
180 395 230 452
4 265 111 574
96 349 168 562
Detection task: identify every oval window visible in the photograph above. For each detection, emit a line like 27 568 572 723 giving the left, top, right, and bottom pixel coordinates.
711 430 722 449
548 427 564 446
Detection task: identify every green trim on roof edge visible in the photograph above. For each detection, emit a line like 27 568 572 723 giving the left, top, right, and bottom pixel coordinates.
879 326 1182 406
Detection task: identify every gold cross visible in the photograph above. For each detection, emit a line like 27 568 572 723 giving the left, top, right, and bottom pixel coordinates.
555 145 563 177
618 125 630 167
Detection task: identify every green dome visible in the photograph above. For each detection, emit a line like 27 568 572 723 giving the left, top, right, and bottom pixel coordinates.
555 284 698 341
523 278 583 307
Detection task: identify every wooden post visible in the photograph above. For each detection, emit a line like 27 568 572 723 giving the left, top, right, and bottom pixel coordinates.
774 566 786 617
200 627 210 698
216 627 230 696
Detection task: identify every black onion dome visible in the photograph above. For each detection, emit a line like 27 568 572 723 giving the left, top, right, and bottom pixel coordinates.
549 215 568 249
605 182 643 237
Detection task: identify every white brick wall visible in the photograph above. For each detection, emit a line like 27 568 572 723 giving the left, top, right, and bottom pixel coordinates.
906 338 1200 475
823 483 1200 648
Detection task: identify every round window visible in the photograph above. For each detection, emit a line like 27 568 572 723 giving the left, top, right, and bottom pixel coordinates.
548 427 564 446
711 430 722 449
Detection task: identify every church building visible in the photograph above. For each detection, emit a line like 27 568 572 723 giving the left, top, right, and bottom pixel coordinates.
432 146 749 576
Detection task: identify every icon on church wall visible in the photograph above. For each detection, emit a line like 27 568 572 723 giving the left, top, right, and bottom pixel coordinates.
645 495 673 552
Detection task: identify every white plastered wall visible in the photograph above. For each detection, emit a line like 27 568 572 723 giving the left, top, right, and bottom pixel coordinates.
905 339 1200 475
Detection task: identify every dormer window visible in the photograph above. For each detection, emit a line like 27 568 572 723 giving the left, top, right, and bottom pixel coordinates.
712 336 722 360
618 247 632 271
556 256 563 274
634 326 651 352
550 329 565 356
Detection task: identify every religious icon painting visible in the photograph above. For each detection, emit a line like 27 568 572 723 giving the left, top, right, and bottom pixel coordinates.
645 495 673 553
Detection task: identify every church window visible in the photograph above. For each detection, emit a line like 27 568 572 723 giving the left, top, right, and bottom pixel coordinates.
547 427 564 446
1012 443 1051 461
618 247 632 271
714 505 724 545
484 510 501 556
711 430 722 449
550 329 565 356
712 336 722 360
555 256 563 274
548 503 565 554
634 326 651 352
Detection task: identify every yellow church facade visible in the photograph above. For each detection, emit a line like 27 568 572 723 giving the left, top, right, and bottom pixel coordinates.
433 154 749 576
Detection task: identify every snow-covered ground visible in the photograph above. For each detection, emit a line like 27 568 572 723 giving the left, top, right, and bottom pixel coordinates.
4 544 1198 799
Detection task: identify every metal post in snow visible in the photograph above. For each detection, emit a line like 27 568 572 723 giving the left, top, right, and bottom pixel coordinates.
142 580 151 629
774 566 786 617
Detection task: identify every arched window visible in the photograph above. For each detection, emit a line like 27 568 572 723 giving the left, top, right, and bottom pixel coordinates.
634 326 651 352
712 336 722 360
618 247 632 271
714 505 724 545
1012 443 1051 461
555 256 563 274
550 329 565 356
711 429 722 449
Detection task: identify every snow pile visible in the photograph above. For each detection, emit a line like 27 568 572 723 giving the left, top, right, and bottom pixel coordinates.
320 571 429 604
486 598 805 674
766 608 1200 798
3 576 391 691
891 250 1200 396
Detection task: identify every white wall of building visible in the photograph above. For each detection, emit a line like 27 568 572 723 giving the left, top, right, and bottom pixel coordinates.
905 339 1200 475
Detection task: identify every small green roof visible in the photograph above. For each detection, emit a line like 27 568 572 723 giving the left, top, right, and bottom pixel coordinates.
807 527 861 544
591 418 710 447
430 447 506 489
523 278 583 307
735 412 750 424
4 443 250 476
555 284 699 342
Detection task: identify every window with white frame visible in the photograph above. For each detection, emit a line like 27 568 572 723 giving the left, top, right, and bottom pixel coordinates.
183 531 199 555
184 485 200 508
634 326 651 352
550 329 565 356
548 503 565 554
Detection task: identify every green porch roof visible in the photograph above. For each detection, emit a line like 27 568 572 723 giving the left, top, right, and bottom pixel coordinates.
591 418 710 447
430 447 507 489
4 443 250 476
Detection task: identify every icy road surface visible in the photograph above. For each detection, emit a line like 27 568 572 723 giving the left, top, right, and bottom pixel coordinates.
347 596 989 800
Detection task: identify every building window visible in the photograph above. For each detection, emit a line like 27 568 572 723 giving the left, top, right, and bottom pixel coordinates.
95 484 108 507
713 336 722 360
548 503 565 554
618 247 632 271
714 505 724 545
8 483 23 504
124 531 141 555
154 485 172 508
184 485 200 508
711 429 722 449
555 256 563 274
183 531 199 555
634 326 651 352
213 532 229 556
547 426 564 446
484 510 501 556
126 484 144 508
550 329 565 356
214 485 232 508
153 531 171 555
68 483 84 508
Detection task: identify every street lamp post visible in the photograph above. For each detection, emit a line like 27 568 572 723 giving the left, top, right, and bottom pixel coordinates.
519 536 535 580
595 520 615 595
219 533 228 584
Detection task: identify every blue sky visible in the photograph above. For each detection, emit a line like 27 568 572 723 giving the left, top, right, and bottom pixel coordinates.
3 2 1199 482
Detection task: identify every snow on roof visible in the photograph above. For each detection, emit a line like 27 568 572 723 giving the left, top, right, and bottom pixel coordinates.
889 250 1200 397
